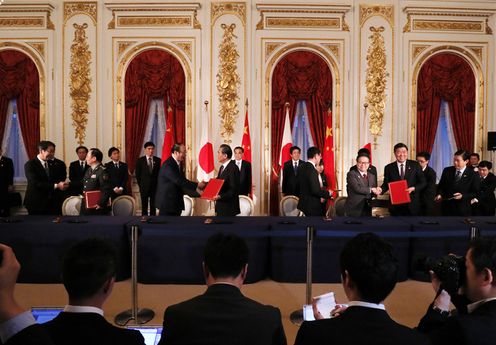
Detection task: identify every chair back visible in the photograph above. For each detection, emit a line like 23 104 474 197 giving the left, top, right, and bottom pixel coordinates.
62 196 82 216
180 195 195 216
238 195 254 216
279 195 300 216
111 195 136 216
334 196 347 216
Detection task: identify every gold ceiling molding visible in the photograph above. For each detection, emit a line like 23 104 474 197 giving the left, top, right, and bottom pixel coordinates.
117 41 136 58
27 42 45 60
322 43 340 63
412 44 430 60
365 26 387 138
64 2 97 25
413 19 484 33
360 5 394 28
70 23 92 146
173 41 192 61
0 17 45 28
216 23 240 143
265 17 340 29
211 2 246 26
265 42 284 61
0 4 54 30
117 16 191 28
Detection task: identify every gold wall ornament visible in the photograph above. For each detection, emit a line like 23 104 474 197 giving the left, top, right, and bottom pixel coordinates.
211 2 246 25
27 42 45 60
485 18 492 34
0 17 44 28
412 44 429 60
341 14 350 31
216 23 240 142
322 43 340 63
108 11 116 29
412 19 484 33
117 41 136 58
69 23 92 145
117 16 191 27
403 13 412 33
365 26 387 137
265 42 284 61
265 17 340 29
64 2 97 25
193 10 202 29
360 5 394 28
173 41 192 61
468 46 483 61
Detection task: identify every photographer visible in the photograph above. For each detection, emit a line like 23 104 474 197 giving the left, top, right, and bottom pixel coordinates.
418 237 496 345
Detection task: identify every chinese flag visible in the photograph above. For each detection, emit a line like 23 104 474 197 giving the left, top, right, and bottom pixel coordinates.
323 108 337 198
161 105 174 164
241 108 252 163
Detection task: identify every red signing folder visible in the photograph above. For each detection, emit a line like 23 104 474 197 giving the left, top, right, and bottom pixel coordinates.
201 179 225 200
84 190 110 209
388 180 411 205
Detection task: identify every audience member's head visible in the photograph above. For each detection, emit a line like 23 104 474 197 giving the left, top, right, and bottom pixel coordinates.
234 146 244 161
393 143 408 163
144 142 155 157
87 148 103 165
317 159 324 174
307 147 322 164
76 146 88 161
290 146 301 161
465 237 496 302
453 149 470 169
478 160 492 178
218 144 232 163
357 148 371 156
416 151 431 170
356 153 370 173
203 233 249 286
62 238 117 305
171 143 187 162
469 153 480 167
108 147 120 161
38 141 56 160
340 233 398 304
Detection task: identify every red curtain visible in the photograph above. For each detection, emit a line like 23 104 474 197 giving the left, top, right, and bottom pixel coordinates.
270 51 332 214
417 53 475 153
0 50 39 158
125 49 185 173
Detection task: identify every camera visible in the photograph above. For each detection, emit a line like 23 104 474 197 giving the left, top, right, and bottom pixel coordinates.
415 254 466 296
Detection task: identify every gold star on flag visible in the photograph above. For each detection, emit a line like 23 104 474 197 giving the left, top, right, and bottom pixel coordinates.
326 127 333 138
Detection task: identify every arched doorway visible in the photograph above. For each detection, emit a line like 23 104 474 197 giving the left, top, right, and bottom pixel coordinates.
124 48 186 174
270 50 334 215
416 52 476 178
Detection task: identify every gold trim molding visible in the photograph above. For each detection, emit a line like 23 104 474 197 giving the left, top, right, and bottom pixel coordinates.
64 2 97 25
412 44 429 60
27 42 45 60
211 2 246 25
117 16 191 27
468 46 483 61
322 43 340 63
0 17 44 28
265 42 284 61
360 5 394 28
265 17 340 29
413 19 484 33
117 41 136 59
0 4 54 30
172 41 192 61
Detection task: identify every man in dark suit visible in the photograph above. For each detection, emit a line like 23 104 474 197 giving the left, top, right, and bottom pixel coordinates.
381 143 426 216
349 147 378 186
156 143 203 216
48 155 68 215
416 151 437 216
24 141 68 215
213 144 240 216
295 233 428 345
472 160 496 216
43 238 144 345
0 148 14 216
297 147 333 216
417 237 496 345
104 147 128 200
158 232 286 345
135 142 161 216
282 146 303 196
81 148 112 216
469 152 480 172
317 160 329 215
345 153 381 217
68 146 89 196
435 150 480 217
233 146 252 196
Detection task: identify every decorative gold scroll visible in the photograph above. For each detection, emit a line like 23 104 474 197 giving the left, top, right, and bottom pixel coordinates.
0 17 44 28
412 19 484 33
64 2 97 25
265 42 283 61
412 44 429 60
172 41 192 61
365 26 387 137
212 2 246 25
117 41 136 58
265 17 340 29
69 23 92 145
322 43 340 63
359 5 394 28
216 23 240 142
27 42 45 60
117 16 191 27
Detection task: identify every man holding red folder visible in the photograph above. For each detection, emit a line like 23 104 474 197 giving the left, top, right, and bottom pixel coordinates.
212 144 240 216
81 148 112 215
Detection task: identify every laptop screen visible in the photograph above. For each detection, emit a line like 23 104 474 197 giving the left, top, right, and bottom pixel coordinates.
31 307 64 323
127 326 162 345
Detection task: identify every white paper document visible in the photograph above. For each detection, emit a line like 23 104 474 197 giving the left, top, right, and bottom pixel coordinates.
302 292 337 321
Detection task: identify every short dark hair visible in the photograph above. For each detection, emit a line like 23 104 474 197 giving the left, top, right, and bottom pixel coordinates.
89 148 103 162
340 233 398 303
144 141 155 149
171 143 183 154
62 238 117 300
234 146 244 153
469 237 496 286
470 153 480 160
38 140 55 151
219 144 233 159
416 151 431 160
108 147 119 157
454 149 470 161
204 233 249 279
393 143 408 152
307 146 321 159
478 160 493 170
357 148 370 156
357 153 370 162
318 159 324 167
290 146 301 155
75 146 88 153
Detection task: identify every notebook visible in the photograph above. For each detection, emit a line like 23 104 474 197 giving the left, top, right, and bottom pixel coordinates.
127 326 163 345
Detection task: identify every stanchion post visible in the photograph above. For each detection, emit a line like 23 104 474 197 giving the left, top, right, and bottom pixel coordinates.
115 225 155 326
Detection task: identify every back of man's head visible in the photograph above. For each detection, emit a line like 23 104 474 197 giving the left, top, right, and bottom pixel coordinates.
469 237 496 287
340 233 398 303
203 233 249 279
62 238 117 301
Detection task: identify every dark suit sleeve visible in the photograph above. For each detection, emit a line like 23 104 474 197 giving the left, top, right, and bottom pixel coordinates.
97 170 113 207
271 308 287 345
219 164 240 201
477 175 496 203
135 159 143 187
308 168 329 199
121 163 129 188
294 321 316 345
246 161 252 194
381 165 391 193
5 324 54 345
282 162 289 194
347 171 372 196
417 304 462 345
24 161 53 193
413 163 427 192
163 162 198 192
461 172 480 201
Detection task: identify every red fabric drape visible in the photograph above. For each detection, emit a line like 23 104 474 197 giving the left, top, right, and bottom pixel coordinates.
270 51 332 215
125 49 185 173
417 53 475 153
0 50 39 158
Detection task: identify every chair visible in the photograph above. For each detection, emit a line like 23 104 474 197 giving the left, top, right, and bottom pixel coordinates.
62 196 82 216
279 195 301 216
238 195 254 216
111 195 136 216
334 196 347 216
180 195 195 216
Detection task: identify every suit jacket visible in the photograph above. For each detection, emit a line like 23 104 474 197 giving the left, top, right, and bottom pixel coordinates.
48 158 68 215
0 155 14 208
5 323 54 345
297 162 330 216
104 161 129 197
158 284 286 345
295 306 428 345
81 164 112 212
349 164 378 186
155 156 198 214
419 166 437 216
418 300 496 345
215 160 240 216
43 312 144 345
135 156 161 194
23 158 55 214
69 160 90 195
345 170 377 217
474 173 496 216
282 159 303 196
237 160 252 196
437 166 480 216
381 160 426 216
